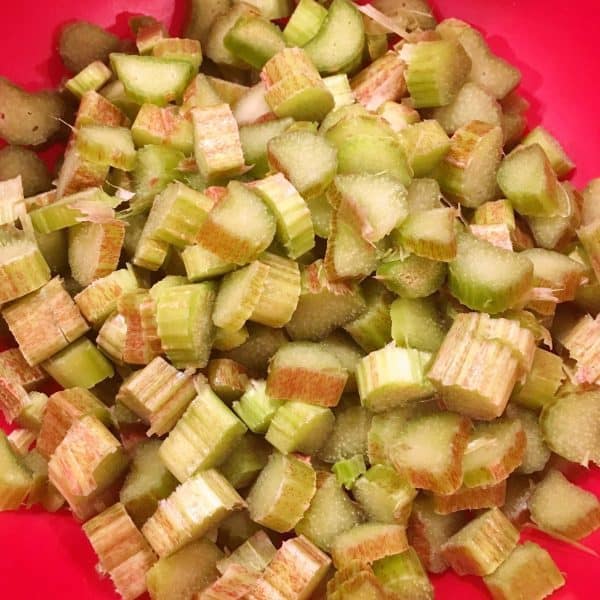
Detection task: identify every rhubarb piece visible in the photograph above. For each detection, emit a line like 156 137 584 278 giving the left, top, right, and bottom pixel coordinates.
304 0 364 74
353 464 417 526
400 39 471 108
408 496 468 573
42 338 115 390
0 227 50 303
327 172 408 243
247 451 316 532
540 391 600 466
432 82 502 134
216 530 276 574
390 297 446 353
6 428 36 456
267 342 347 407
266 401 335 455
213 261 270 332
76 125 136 171
433 480 507 515
356 344 434 412
68 219 125 287
220 323 289 374
74 268 138 327
428 321 523 419
0 431 33 510
528 469 600 540
249 253 301 328
448 231 533 314
521 126 575 178
132 104 194 153
83 503 157 600
116 290 161 365
30 187 119 234
37 387 111 459
351 52 406 112
373 547 434 600
283 0 327 46
142 469 246 557
213 326 249 352
323 74 355 109
116 357 196 436
220 433 271 489
152 37 202 69
196 181 276 265
332 455 366 490
389 412 471 495
22 449 65 511
233 380 283 434
0 348 45 391
250 174 315 260
497 144 567 217
317 403 370 463
396 207 457 261
48 415 129 519
441 508 519 576
343 280 393 353
462 419 526 488
483 542 564 600
119 440 178 528
0 378 29 430
378 100 421 133
400 120 451 177
55 144 110 199
268 130 337 201
501 475 534 527
249 535 331 600
434 120 503 208
505 404 551 474
131 145 184 211
295 471 362 551
239 118 294 179
207 358 250 402
146 539 224 600
436 18 520 99
331 523 408 570
159 381 246 482
376 254 447 299
182 244 236 282
191 104 246 180
326 561 386 600
225 15 285 69
155 282 217 369
2 277 88 366
110 53 193 106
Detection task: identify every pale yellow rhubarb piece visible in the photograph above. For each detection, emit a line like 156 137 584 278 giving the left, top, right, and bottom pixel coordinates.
331 523 409 569
2 277 89 366
469 223 513 250
7 428 36 456
248 535 331 600
0 175 24 225
191 103 246 180
141 469 246 557
483 542 565 600
432 480 507 515
48 415 129 520
198 564 261 600
74 267 138 327
158 381 247 482
561 313 600 385
351 51 406 111
116 357 196 436
68 219 126 287
83 503 157 600
247 451 316 532
440 508 519 576
428 313 528 420
0 376 30 426
0 226 50 304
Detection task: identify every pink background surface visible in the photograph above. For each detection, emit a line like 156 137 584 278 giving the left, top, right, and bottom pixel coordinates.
0 0 599 598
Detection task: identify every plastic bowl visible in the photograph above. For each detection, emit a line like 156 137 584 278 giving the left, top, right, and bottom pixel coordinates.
0 1 599 598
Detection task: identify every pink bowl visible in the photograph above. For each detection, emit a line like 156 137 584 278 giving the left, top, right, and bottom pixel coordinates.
1 1 599 598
